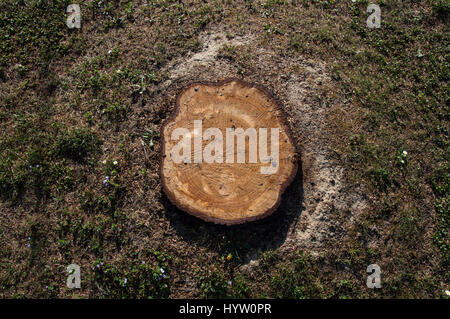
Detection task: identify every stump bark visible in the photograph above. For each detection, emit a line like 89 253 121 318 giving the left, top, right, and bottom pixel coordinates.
160 79 298 225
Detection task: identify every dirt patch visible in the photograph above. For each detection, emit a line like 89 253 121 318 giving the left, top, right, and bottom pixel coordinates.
281 75 368 253
167 31 255 81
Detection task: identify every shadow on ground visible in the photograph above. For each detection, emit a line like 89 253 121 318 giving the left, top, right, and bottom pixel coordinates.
161 159 304 264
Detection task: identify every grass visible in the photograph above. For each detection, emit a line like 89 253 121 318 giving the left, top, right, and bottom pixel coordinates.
269 251 325 299
0 0 448 298
56 128 100 163
90 250 171 298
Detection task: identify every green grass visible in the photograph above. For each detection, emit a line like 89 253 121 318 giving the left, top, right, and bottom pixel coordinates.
269 251 325 298
90 250 171 298
56 128 100 163
196 264 250 299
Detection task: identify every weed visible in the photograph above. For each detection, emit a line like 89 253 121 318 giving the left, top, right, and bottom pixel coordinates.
270 252 324 298
91 250 171 298
56 128 100 163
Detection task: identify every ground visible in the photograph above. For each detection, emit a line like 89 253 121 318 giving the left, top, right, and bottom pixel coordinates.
0 0 448 298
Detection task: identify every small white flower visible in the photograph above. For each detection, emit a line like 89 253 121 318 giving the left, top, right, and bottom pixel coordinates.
446 290 450 296
402 150 408 156
113 160 118 165
102 160 107 165
108 49 112 54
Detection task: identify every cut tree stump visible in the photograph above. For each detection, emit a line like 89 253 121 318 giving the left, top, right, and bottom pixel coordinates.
160 79 298 225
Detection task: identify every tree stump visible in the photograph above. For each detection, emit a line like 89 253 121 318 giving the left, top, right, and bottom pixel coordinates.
160 79 298 225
